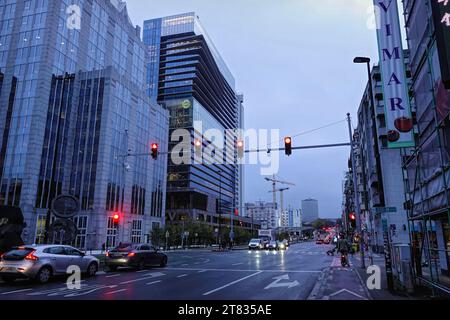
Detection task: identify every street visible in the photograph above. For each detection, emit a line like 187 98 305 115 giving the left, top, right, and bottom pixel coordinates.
0 242 333 300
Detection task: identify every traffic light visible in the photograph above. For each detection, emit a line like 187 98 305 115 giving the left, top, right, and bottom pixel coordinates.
194 138 202 158
237 140 244 159
113 213 120 228
284 137 292 156
151 143 158 160
234 208 239 216
349 212 356 229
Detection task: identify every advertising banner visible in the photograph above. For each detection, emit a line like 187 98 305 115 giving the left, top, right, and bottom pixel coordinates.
374 0 415 148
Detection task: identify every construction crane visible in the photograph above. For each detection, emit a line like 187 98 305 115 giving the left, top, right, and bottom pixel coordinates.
269 187 290 226
264 175 296 226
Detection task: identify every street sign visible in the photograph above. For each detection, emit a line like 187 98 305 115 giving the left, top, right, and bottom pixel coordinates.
372 207 397 214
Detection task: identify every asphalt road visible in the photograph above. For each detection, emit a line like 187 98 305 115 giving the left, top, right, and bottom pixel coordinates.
0 242 334 300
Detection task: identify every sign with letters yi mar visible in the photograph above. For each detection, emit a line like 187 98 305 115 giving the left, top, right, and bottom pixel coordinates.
431 0 450 89
374 0 415 148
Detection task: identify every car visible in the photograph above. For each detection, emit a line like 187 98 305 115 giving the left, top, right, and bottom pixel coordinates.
282 239 290 247
248 239 264 250
316 239 324 244
105 243 167 271
267 241 279 250
0 245 99 284
278 241 287 250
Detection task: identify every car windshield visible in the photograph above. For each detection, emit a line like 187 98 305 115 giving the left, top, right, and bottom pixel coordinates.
2 248 34 261
249 239 260 243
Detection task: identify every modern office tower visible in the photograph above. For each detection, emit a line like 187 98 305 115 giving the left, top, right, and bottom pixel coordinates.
143 13 242 230
0 0 168 249
301 199 319 223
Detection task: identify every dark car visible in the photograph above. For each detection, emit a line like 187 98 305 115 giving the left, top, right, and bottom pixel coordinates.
105 243 167 271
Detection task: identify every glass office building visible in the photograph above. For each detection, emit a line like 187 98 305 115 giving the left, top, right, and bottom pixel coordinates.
0 0 168 249
143 13 243 230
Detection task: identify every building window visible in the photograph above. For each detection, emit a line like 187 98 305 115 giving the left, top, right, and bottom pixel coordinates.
73 216 88 250
106 217 117 248
131 220 143 243
34 214 55 244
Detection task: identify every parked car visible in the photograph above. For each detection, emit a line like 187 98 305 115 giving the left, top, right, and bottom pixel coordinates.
248 238 264 250
0 245 99 284
267 241 279 250
105 243 167 271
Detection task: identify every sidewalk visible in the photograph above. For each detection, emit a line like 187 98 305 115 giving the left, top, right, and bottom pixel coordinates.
308 253 428 300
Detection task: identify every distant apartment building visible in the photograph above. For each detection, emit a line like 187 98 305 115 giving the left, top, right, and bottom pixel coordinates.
143 13 243 230
245 201 277 230
0 0 168 249
286 208 301 228
301 199 319 223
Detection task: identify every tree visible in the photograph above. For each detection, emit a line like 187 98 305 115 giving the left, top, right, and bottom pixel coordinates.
150 227 165 249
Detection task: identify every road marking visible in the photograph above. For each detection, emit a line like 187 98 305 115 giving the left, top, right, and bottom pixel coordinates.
105 289 127 295
63 285 118 297
177 274 188 278
97 271 106 275
1 288 33 295
163 267 321 273
203 271 263 296
232 263 243 266
328 289 368 300
137 270 148 273
198 270 207 273
146 280 162 285
105 274 121 278
119 272 165 284
181 264 189 266
264 274 299 289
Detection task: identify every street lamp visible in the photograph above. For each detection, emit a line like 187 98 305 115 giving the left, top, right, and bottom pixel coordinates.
353 56 377 268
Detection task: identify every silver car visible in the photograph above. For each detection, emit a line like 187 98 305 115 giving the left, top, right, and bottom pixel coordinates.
0 245 99 284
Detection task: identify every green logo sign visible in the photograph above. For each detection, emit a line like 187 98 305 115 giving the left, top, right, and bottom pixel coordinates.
181 100 191 109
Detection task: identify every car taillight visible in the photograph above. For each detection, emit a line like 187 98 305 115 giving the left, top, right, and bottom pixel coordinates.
127 252 135 257
25 251 39 261
0 253 5 260
105 251 109 257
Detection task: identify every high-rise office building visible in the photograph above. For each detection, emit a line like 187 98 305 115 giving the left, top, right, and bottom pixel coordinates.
0 0 168 249
301 199 319 223
143 13 242 229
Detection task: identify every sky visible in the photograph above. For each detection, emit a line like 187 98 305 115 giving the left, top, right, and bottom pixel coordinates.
125 0 380 218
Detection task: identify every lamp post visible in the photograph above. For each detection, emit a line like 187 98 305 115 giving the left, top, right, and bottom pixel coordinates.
353 56 379 268
217 169 222 247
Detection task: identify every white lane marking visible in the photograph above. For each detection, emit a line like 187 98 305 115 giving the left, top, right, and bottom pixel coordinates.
105 274 121 278
198 270 207 273
1 288 33 295
105 289 127 295
264 275 299 289
97 271 106 275
146 280 162 285
232 263 243 266
203 271 263 296
163 267 321 273
181 264 189 266
177 274 188 278
119 272 165 285
137 270 148 273
63 285 118 297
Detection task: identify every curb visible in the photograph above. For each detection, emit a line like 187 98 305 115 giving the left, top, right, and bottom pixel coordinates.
352 266 373 300
307 268 329 300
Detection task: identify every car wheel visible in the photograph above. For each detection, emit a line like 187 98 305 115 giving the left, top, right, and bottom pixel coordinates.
1 276 17 284
107 265 118 272
160 256 167 267
35 266 52 284
87 262 98 277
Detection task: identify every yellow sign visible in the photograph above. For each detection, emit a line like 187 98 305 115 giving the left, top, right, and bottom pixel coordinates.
181 100 191 109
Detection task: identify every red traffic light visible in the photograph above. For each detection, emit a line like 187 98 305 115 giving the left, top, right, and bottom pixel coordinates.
284 137 292 156
237 140 244 159
349 213 356 220
151 143 158 159
234 209 239 216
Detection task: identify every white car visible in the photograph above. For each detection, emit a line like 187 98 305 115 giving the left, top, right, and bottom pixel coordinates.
248 239 264 250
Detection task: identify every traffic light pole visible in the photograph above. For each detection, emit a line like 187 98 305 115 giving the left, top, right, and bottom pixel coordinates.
347 113 366 269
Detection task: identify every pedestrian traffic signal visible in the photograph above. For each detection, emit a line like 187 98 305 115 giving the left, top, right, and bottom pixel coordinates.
113 213 120 228
151 143 158 160
234 209 239 216
237 140 244 159
284 137 292 156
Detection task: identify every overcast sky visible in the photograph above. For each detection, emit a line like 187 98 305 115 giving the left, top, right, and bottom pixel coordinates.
125 0 379 218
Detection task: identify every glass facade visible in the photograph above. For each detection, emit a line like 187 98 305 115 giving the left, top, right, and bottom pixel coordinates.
144 13 241 228
0 0 168 249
